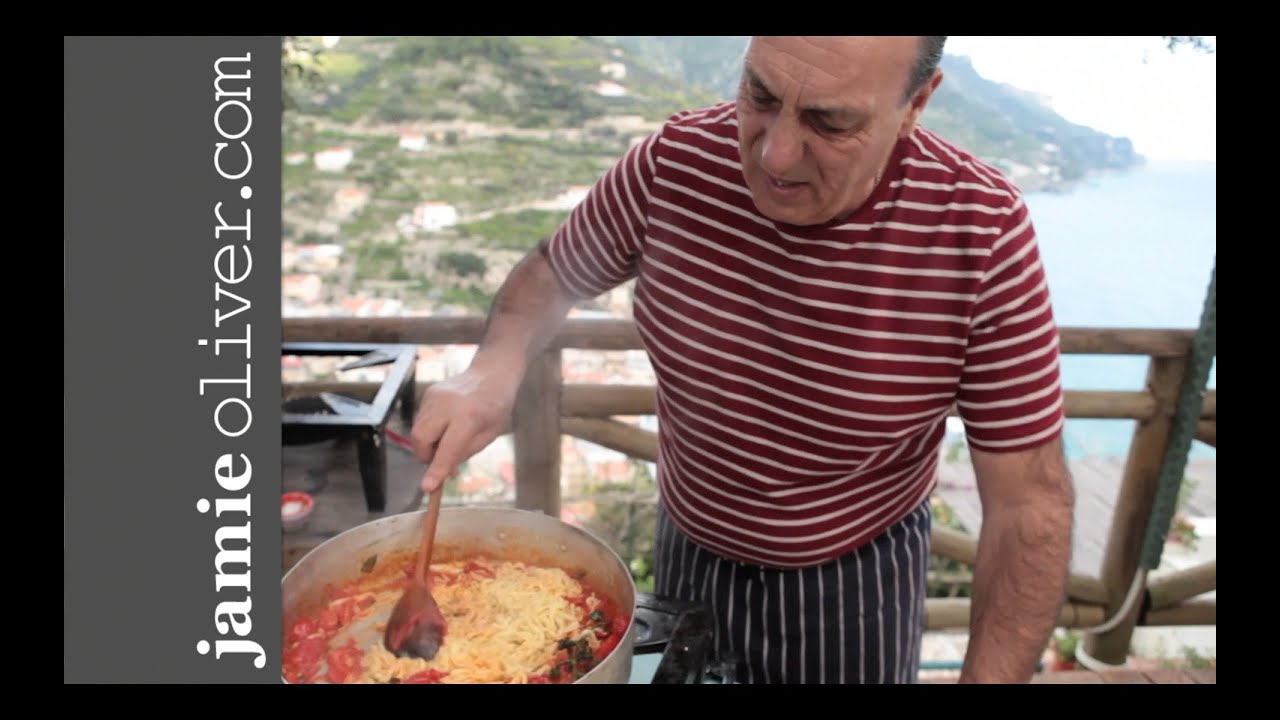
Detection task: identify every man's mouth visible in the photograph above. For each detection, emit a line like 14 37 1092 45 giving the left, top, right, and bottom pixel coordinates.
768 175 806 189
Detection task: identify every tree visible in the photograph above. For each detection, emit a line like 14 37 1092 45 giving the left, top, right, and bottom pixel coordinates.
437 251 487 278
282 36 326 113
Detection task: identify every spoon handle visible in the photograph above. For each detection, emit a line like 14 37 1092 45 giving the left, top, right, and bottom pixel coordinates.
416 483 444 581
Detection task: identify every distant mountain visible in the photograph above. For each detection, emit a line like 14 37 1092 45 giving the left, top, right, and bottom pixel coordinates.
594 36 749 100
597 36 1143 192
925 54 1141 188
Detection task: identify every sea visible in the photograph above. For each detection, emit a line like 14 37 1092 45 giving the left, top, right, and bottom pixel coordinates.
1021 159 1217 461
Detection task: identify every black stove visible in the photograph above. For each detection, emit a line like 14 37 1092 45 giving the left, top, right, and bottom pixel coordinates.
632 592 719 684
281 342 418 513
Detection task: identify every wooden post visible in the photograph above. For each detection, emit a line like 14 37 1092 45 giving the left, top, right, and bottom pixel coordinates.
1195 421 1216 448
925 598 1107 630
513 349 563 517
1143 597 1216 627
930 525 1107 605
1082 355 1188 665
561 417 658 462
1145 560 1215 611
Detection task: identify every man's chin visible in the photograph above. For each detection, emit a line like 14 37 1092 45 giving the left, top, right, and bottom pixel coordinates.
744 173 824 226
754 198 821 227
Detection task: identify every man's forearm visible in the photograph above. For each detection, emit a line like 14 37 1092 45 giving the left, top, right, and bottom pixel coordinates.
470 241 576 376
960 492 1074 683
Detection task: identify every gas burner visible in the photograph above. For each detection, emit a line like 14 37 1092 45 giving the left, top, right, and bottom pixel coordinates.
633 592 716 684
282 395 337 415
281 342 419 512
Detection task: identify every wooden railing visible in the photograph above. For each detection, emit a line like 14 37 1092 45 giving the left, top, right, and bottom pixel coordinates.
283 316 1216 662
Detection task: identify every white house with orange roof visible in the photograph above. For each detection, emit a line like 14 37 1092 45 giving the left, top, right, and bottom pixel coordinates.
314 146 354 172
398 132 429 152
298 244 343 272
412 200 459 231
332 186 370 219
282 274 323 304
600 61 627 80
593 80 627 97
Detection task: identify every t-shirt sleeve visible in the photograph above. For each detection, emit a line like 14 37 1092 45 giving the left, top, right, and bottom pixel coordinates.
956 194 1066 453
542 128 660 301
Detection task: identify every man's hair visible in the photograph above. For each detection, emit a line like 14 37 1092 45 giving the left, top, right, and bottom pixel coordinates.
904 36 947 103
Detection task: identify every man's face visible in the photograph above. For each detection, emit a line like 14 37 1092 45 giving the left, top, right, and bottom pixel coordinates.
737 36 939 227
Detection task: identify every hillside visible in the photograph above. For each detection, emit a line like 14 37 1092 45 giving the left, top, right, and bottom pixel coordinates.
288 36 720 126
924 54 1140 187
280 35 1142 316
282 35 725 314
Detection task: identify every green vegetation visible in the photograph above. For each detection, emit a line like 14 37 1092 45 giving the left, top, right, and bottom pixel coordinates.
573 462 658 594
597 36 749 100
1168 475 1201 549
281 35 1147 310
313 51 365 82
437 251 487 278
437 284 494 312
928 497 973 598
1175 647 1215 670
351 240 405 281
1053 629 1080 664
457 209 570 251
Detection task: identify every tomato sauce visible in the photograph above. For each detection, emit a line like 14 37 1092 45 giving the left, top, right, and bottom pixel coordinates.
282 573 378 684
282 551 632 684
524 585 631 684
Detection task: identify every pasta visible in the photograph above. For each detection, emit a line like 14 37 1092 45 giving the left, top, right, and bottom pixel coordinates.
283 551 630 684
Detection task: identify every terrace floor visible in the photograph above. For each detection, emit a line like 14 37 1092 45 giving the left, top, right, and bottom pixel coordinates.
935 453 1217 582
281 413 430 574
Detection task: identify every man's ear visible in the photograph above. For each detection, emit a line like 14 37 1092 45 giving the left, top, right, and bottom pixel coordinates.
899 69 943 138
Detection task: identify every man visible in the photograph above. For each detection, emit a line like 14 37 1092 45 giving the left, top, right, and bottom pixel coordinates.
409 36 1075 684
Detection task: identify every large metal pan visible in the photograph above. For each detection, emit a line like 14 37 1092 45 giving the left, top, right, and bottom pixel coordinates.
281 505 637 684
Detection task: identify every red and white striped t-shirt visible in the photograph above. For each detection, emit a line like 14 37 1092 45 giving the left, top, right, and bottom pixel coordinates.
544 102 1066 569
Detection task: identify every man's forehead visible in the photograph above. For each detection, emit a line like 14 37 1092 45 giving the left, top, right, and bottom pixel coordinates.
744 37 916 103
745 36 917 80
748 35 919 58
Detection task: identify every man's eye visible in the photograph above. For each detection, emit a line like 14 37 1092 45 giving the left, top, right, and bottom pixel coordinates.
811 118 851 135
750 94 776 107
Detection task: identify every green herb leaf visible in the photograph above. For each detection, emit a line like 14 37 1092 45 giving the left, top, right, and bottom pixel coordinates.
361 554 378 573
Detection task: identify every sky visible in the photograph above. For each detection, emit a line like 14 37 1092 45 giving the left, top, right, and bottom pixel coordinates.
943 36 1217 163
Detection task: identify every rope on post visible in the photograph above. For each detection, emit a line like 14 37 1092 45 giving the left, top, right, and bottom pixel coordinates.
1139 257 1216 571
1072 257 1216 650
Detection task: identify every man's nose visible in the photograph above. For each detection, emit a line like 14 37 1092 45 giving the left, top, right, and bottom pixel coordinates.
759 114 804 177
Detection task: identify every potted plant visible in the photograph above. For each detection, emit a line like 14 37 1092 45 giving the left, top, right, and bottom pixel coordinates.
1168 513 1199 550
1050 630 1079 671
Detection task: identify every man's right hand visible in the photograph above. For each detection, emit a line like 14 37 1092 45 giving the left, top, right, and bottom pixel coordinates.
409 241 578 494
410 364 522 493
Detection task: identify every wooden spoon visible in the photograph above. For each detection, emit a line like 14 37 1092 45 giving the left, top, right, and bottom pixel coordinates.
383 483 447 660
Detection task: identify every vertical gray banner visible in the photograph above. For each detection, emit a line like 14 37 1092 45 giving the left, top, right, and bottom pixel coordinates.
65 36 283 682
